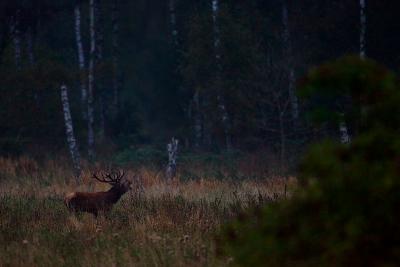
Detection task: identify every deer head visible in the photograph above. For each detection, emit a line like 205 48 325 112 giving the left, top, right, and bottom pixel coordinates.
92 169 132 193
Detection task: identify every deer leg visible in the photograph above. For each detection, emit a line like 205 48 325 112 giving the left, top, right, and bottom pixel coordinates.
92 210 98 217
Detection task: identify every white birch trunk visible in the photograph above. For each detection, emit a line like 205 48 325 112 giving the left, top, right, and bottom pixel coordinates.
169 0 197 149
212 0 232 150
166 138 179 180
61 84 82 181
88 0 96 160
339 122 351 144
360 0 366 58
282 0 299 123
339 114 351 144
111 0 120 116
10 9 22 70
169 0 178 47
74 4 88 120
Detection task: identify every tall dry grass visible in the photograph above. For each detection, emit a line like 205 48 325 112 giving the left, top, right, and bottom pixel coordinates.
0 156 294 267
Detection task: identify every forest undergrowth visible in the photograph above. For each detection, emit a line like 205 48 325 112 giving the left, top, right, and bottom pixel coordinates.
0 156 293 267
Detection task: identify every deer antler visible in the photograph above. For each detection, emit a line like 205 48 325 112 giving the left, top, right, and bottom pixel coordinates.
92 169 125 185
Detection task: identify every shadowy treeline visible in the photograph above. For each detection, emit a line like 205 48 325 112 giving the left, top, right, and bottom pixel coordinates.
0 0 399 167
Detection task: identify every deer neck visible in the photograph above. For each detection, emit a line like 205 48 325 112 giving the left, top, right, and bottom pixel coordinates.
106 186 125 203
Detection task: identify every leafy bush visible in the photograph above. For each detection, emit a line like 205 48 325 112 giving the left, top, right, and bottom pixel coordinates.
219 57 400 266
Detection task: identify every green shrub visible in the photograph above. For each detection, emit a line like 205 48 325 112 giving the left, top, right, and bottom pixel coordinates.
219 57 400 266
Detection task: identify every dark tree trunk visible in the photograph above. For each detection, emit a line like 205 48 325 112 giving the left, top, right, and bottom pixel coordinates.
88 0 96 160
95 0 106 139
282 0 299 126
211 0 232 150
360 0 366 58
111 0 121 118
74 3 88 120
10 9 22 70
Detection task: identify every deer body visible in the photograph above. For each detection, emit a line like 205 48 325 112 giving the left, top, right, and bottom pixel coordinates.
65 170 131 216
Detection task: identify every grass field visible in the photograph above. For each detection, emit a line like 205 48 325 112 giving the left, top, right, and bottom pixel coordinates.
0 156 292 267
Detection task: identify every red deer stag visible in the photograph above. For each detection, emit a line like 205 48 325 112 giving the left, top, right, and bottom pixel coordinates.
64 170 132 216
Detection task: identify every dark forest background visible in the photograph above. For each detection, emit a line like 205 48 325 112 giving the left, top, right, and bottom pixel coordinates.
0 0 398 169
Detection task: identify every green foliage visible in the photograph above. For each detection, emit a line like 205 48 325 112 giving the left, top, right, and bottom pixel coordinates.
219 57 400 266
113 146 166 167
300 56 400 132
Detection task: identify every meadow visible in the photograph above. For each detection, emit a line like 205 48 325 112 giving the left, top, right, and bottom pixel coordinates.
0 156 291 267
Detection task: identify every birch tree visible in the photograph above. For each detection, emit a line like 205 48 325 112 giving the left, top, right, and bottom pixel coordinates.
60 84 81 182
339 116 351 144
211 0 232 150
166 137 179 180
340 0 367 144
281 0 299 124
338 0 366 143
360 0 366 58
337 0 368 143
74 2 88 119
10 9 22 70
170 0 202 149
88 0 96 160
